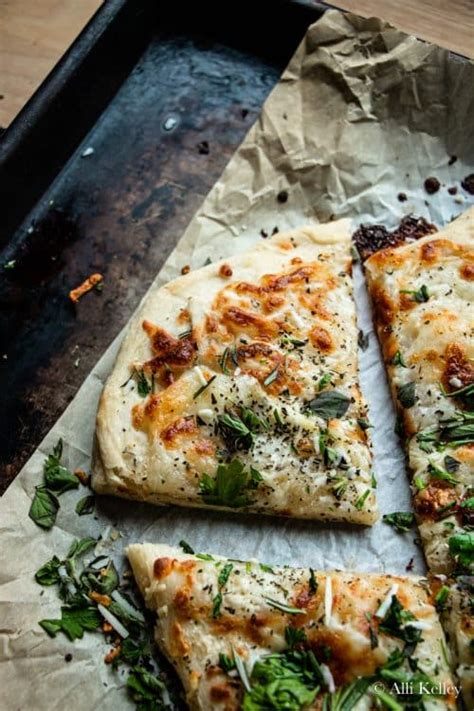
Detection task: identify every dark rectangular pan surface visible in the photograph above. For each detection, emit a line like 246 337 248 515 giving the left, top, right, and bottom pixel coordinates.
0 0 326 492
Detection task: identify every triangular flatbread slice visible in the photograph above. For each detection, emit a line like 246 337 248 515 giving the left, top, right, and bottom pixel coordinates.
364 206 474 706
93 221 376 524
127 543 456 710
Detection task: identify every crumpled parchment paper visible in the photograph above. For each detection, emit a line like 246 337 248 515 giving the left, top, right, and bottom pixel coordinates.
1 10 473 710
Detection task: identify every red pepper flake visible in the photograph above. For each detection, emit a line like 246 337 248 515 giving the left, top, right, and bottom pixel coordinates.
406 557 415 572
447 186 458 195
181 265 190 275
461 173 474 195
219 263 233 278
69 273 103 303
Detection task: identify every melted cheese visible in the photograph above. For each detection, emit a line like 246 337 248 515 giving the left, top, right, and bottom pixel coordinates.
127 543 456 711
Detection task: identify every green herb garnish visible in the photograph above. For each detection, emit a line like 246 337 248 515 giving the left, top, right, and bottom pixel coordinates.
75 495 95 516
382 512 416 533
400 284 429 303
308 390 351 420
263 366 279 387
199 459 262 508
391 351 407 367
193 374 217 399
179 540 195 554
397 382 416 409
263 597 306 615
29 486 60 530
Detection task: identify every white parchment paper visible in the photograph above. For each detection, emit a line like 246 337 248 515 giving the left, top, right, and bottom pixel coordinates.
1 10 473 710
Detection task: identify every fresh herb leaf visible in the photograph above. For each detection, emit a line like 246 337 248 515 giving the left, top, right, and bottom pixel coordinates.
263 597 306 615
263 366 279 387
322 676 372 711
195 553 214 561
134 370 151 397
428 462 459 486
67 537 96 559
365 612 378 650
35 556 62 586
397 382 416 409
219 347 231 375
355 489 371 511
75 495 95 516
400 284 429 303
179 540 195 554
217 408 267 451
448 532 474 571
391 351 407 368
119 637 151 665
29 486 60 529
318 373 333 391
435 585 450 611
259 563 274 574
43 442 79 494
357 418 372 431
308 390 351 420
219 653 236 672
40 605 101 641
378 596 422 647
126 666 165 704
212 592 223 618
382 512 416 533
199 459 262 508
440 381 474 410
83 561 119 595
417 410 474 450
193 374 217 399
285 626 307 648
218 563 234 589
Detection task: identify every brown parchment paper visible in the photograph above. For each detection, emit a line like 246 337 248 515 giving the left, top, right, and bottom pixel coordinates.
1 10 473 710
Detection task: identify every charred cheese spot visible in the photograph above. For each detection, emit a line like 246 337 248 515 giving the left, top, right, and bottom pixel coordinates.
194 439 216 456
222 307 278 340
160 417 198 447
178 308 190 324
415 482 458 522
142 320 196 376
442 343 474 393
209 684 232 702
153 557 175 579
262 294 285 313
309 326 333 353
460 262 474 281
308 628 384 686
219 263 233 278
171 621 190 656
420 240 438 264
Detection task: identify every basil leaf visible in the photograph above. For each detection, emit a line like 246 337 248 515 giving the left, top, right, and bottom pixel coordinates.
29 486 59 529
397 382 416 408
382 512 416 533
44 464 79 494
308 390 351 420
35 556 62 586
75 495 95 516
40 605 101 641
67 537 96 559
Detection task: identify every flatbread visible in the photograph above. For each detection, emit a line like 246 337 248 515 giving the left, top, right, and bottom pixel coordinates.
364 206 474 707
127 542 456 711
93 221 377 524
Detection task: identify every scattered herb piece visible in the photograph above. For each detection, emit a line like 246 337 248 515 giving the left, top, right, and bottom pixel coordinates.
199 460 262 508
29 486 60 530
428 462 459 486
135 370 151 397
448 532 474 571
285 626 307 648
76 495 95 516
263 366 279 387
400 284 429 303
212 592 223 618
391 351 407 368
263 597 306 615
218 563 234 589
193 374 216 399
382 512 416 533
358 331 369 351
355 489 371 511
308 390 351 420
435 586 450 611
126 666 166 705
179 540 194 554
444 455 460 473
397 382 416 409
309 569 318 595
35 556 62 586
318 373 333 391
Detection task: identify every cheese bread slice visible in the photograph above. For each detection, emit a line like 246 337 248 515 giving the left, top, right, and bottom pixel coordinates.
364 206 474 706
127 543 456 710
93 221 376 524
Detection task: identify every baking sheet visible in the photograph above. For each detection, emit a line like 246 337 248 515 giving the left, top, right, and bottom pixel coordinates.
1 9 474 710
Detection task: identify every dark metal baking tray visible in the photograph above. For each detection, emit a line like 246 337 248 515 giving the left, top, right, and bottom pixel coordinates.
0 0 328 492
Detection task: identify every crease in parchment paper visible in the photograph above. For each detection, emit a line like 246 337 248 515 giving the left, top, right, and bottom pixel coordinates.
0 9 473 708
